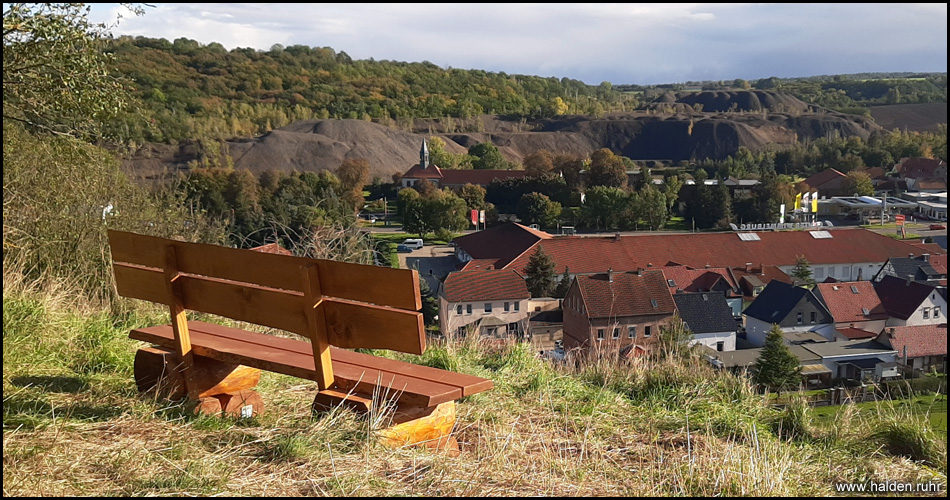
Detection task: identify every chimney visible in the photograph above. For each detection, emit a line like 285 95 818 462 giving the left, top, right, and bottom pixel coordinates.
745 262 752 273
636 268 642 277
906 274 913 286
887 327 896 336
908 253 914 258
614 232 621 241
922 254 930 262
608 268 614 282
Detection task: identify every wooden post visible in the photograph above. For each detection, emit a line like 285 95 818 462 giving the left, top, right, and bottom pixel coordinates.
164 244 198 400
302 264 334 390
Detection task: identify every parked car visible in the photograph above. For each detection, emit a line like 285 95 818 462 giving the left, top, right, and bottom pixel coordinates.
396 244 412 253
929 224 946 230
400 238 424 250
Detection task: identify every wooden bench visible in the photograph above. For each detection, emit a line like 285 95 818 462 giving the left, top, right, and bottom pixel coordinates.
108 230 492 452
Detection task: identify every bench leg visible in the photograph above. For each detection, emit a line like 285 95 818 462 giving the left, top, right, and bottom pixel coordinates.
133 346 262 400
312 390 459 456
192 389 264 419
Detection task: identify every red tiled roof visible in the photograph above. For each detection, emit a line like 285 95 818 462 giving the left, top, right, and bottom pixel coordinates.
402 162 444 179
879 324 948 358
836 327 879 340
802 168 846 190
442 269 529 302
660 266 738 294
858 167 886 180
929 254 948 275
459 258 501 271
576 270 675 319
908 243 948 256
897 157 947 179
815 281 888 323
440 170 528 186
453 222 551 269
501 228 943 276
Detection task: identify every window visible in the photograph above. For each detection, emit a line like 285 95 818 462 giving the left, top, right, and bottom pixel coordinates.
485 303 492 313
514 302 520 312
612 327 620 339
650 299 658 308
456 326 467 337
810 311 817 323
850 285 859 294
504 302 510 312
935 308 941 319
507 322 519 335
922 307 930 319
456 305 463 315
628 325 637 338
796 312 803 324
597 328 605 340
466 304 472 314
644 326 652 338
716 341 724 352
814 267 825 280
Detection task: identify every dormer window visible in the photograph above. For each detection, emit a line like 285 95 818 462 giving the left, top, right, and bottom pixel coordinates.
851 285 859 294
650 299 658 308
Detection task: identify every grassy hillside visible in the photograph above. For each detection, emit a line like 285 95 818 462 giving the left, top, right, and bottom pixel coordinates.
3 270 946 496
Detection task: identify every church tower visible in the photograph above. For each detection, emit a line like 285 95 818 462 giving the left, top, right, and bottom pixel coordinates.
420 139 429 169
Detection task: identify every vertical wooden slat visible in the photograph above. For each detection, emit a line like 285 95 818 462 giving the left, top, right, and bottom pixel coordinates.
164 245 198 400
302 264 334 390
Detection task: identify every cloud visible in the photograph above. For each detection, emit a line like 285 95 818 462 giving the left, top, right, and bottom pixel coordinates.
89 3 947 85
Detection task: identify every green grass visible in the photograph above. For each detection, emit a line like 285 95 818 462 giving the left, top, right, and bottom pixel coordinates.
812 394 947 435
4 271 947 496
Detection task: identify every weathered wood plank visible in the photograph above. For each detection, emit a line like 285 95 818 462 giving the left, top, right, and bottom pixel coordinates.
108 230 421 310
130 322 466 407
182 321 489 395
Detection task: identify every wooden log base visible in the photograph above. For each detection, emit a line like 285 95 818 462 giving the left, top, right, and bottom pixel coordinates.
219 389 264 419
134 346 261 400
194 396 223 416
313 390 458 454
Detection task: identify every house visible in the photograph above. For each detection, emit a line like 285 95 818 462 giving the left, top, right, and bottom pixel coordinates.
895 157 948 181
742 280 835 346
813 281 889 341
528 309 563 352
672 292 737 352
873 275 947 327
452 223 943 283
802 168 848 197
875 324 947 374
729 263 794 302
562 269 676 354
400 140 527 190
660 265 743 316
873 254 947 285
438 269 531 338
800 339 898 382
703 343 832 386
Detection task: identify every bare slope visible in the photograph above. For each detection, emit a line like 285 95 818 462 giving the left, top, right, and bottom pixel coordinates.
121 91 945 183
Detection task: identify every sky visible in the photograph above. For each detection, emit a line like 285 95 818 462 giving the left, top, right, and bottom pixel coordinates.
88 3 948 86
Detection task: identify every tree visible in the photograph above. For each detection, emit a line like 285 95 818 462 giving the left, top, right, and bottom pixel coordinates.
553 266 572 299
335 157 370 210
427 136 461 169
517 192 561 228
582 185 627 230
3 3 141 140
587 148 627 188
469 141 508 170
419 278 439 328
554 153 585 191
791 255 815 287
635 184 668 230
523 150 555 177
752 324 802 392
525 247 556 298
664 175 683 214
842 170 874 196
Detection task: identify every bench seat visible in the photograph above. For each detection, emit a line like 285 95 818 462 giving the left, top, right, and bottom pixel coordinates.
131 321 493 407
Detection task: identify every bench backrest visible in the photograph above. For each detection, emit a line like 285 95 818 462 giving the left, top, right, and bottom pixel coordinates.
108 230 425 391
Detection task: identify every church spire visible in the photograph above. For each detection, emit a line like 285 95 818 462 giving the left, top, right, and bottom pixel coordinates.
420 139 429 169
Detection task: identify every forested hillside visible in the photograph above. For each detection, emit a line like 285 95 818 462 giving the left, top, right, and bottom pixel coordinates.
102 35 946 146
